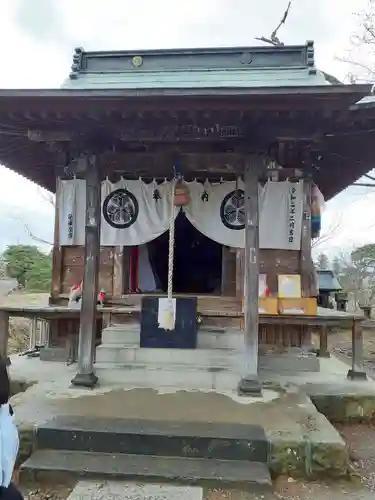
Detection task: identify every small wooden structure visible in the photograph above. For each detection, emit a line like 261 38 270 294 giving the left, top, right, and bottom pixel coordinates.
0 41 372 389
317 270 342 309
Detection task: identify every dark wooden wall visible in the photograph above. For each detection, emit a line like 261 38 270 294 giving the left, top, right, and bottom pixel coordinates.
56 247 116 296
53 245 302 299
50 243 312 349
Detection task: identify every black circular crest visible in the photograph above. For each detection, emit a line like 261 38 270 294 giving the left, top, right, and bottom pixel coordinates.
220 189 245 230
102 188 139 229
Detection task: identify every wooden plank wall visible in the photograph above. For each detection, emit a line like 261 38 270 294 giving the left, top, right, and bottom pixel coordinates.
59 247 115 295
233 248 301 298
55 246 303 299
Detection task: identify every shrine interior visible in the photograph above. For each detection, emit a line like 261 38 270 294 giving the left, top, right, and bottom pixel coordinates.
147 213 223 295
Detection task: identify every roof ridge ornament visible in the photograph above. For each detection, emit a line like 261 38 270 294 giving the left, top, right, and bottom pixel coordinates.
69 47 84 80
306 40 316 75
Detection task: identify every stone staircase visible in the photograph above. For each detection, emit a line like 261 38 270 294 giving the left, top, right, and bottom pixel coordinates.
94 323 319 391
94 324 245 391
21 416 272 491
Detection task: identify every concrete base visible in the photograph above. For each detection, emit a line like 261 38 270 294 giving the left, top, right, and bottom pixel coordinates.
316 350 331 358
9 353 357 479
347 369 367 381
71 371 98 388
40 347 68 362
95 325 320 392
101 324 244 350
237 376 262 397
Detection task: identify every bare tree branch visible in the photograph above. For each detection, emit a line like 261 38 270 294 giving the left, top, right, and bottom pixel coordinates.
312 213 343 249
339 2 375 82
11 215 53 247
255 1 292 46
37 187 55 207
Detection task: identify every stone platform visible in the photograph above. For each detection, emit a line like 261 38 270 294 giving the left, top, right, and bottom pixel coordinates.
9 354 366 481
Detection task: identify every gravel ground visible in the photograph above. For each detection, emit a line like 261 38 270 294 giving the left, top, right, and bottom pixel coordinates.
17 477 75 500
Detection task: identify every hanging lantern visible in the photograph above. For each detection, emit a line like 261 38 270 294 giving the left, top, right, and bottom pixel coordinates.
174 180 191 206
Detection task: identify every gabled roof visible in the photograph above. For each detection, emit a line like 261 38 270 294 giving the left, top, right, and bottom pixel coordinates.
61 41 329 91
317 270 342 292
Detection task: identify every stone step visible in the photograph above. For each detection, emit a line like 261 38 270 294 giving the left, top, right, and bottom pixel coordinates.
101 325 244 350
94 362 240 391
67 481 204 500
101 324 139 346
95 346 242 367
35 416 268 462
21 450 272 490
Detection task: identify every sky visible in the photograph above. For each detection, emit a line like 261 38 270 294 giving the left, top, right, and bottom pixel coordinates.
0 0 374 258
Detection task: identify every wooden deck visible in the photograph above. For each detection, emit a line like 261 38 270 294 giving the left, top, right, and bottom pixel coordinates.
0 302 366 381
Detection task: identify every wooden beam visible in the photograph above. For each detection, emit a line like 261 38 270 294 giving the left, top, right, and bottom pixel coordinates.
71 154 101 388
238 156 263 396
28 130 73 142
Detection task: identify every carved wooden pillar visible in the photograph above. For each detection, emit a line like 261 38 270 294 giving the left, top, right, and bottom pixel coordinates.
238 156 263 396
71 154 101 388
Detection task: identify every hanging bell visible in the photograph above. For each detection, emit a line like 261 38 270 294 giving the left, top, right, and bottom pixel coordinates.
174 180 191 206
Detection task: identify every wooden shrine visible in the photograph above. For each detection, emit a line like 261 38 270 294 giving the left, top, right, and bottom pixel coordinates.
0 41 373 390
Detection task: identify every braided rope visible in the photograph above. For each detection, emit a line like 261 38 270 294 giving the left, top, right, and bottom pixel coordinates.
167 180 176 302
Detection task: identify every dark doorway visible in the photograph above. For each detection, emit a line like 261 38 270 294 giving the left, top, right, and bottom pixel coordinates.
148 213 222 294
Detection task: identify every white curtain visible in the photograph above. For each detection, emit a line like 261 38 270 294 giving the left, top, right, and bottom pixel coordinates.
259 180 303 250
59 178 178 246
58 178 303 250
100 178 177 246
183 180 303 250
58 178 86 246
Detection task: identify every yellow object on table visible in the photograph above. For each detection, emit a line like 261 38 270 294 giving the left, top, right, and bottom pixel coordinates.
278 297 317 315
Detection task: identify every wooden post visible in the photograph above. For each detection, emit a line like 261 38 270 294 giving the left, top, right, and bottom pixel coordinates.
50 177 63 304
301 179 313 297
221 247 237 296
71 154 101 388
347 319 367 380
235 249 245 298
112 246 125 297
317 324 330 358
29 317 38 349
238 156 262 396
0 310 10 364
